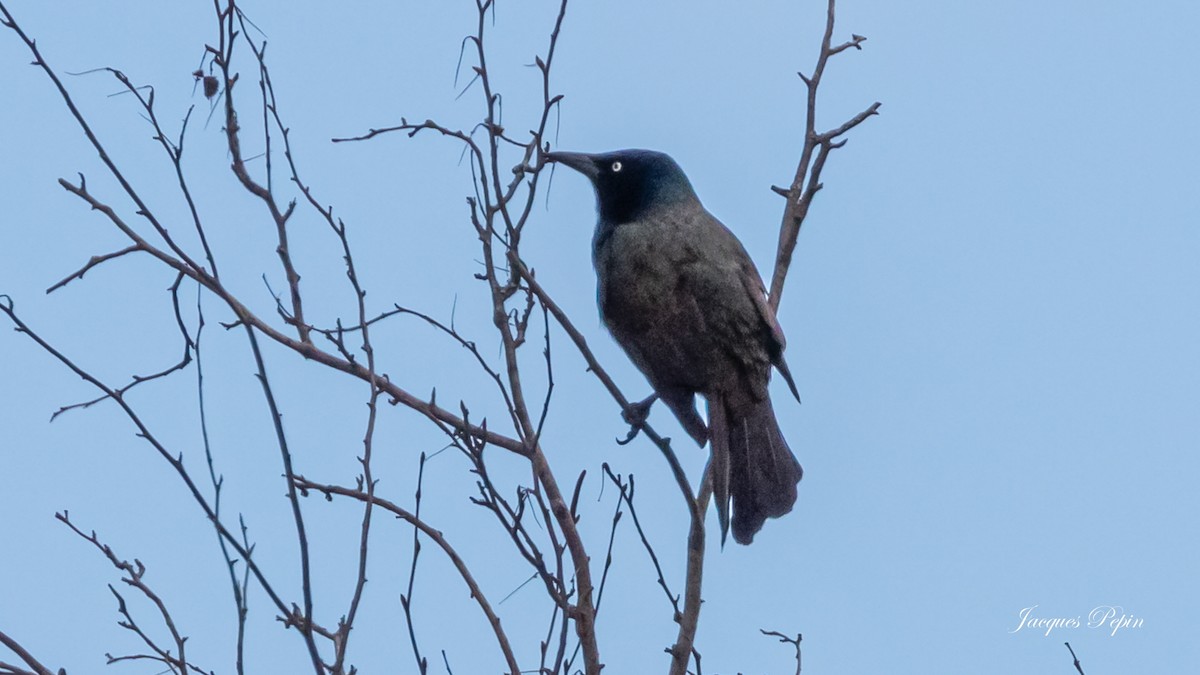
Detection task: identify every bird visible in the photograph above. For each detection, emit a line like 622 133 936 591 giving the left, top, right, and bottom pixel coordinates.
546 148 803 545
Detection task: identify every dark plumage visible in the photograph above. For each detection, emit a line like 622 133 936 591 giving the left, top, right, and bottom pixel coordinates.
548 149 803 545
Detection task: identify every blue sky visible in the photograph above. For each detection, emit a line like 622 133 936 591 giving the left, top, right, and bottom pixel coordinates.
1 1 1197 673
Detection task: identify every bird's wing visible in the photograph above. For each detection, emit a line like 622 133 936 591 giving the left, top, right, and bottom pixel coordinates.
739 263 801 403
739 259 785 351
690 212 785 350
681 210 801 402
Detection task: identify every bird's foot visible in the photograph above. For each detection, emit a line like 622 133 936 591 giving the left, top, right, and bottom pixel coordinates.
616 394 658 445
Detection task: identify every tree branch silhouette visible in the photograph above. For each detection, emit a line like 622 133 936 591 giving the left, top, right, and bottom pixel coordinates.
0 0 876 672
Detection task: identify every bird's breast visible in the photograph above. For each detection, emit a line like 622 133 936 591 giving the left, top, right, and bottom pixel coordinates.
594 218 685 330
593 214 759 393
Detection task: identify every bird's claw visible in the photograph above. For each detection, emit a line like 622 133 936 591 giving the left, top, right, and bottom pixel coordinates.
621 395 657 426
616 394 658 445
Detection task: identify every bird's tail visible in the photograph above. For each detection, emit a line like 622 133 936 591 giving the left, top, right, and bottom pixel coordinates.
709 393 802 545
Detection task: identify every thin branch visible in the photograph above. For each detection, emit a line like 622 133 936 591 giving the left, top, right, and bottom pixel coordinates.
511 258 699 517
817 101 882 143
57 512 191 675
0 299 314 655
45 245 143 293
767 0 880 312
294 478 521 675
761 630 802 675
240 321 322 671
0 4 210 284
50 274 195 422
210 0 310 344
194 285 249 675
467 446 569 610
827 32 866 56
1064 642 1086 675
313 303 523 436
668 474 710 675
99 67 220 279
0 630 58 675
532 300 555 445
56 175 524 455
516 254 707 674
601 466 680 620
10 0 549 460
448 1 601 669
232 11 390 663
592 473 623 616
400 453 430 675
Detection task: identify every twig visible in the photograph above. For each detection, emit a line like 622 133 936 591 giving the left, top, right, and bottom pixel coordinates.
0 3 210 285
314 303 524 437
57 512 192 674
532 299 556 445
601 465 680 620
1064 642 1086 675
98 66 219 279
511 258 699 517
767 0 880 312
0 301 317 657
49 273 195 422
294 478 521 675
240 321 322 671
58 175 524 454
669 480 709 675
400 453 430 675
453 1 602 670
233 14 393 662
511 239 706 675
45 245 143 293
592 471 625 614
0 630 58 675
467 446 569 609
210 0 310 343
195 284 250 675
762 630 802 675
538 594 567 675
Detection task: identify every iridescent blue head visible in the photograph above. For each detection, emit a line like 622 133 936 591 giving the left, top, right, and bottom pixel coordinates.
547 149 699 227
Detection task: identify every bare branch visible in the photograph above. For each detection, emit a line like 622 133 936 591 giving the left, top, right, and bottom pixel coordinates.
668 474 710 675
0 2 878 673
50 274 195 422
210 1 311 344
768 0 880 312
511 257 699 517
294 478 521 675
827 32 866 56
817 101 882 143
57 512 192 675
0 630 59 675
0 300 317 655
400 453 430 675
193 288 250 675
602 465 680 620
0 3 211 284
239 322 323 671
467 446 570 610
51 175 524 455
45 245 144 294
762 629 803 675
1064 642 1087 675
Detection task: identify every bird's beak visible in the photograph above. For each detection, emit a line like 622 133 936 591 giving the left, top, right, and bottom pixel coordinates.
545 151 600 181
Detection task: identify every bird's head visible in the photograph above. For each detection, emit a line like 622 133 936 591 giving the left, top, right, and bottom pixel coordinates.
546 149 698 225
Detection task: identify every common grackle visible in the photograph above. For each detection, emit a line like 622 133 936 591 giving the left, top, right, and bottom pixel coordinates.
547 149 802 545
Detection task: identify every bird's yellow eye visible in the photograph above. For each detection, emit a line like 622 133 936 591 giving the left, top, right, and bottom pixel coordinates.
611 161 623 173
